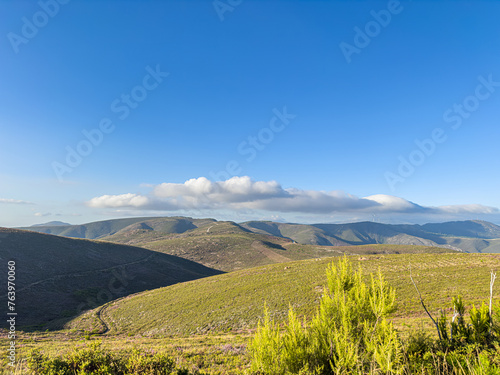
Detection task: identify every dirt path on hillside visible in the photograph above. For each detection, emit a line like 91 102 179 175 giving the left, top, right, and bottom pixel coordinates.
251 241 291 263
206 223 219 233
96 302 111 334
95 294 129 334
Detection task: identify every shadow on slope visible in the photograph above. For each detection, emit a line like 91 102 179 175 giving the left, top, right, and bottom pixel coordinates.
0 228 222 330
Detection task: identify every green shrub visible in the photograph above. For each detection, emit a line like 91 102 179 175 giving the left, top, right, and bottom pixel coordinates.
26 349 72 375
437 296 500 350
65 341 121 374
26 342 181 374
249 256 402 374
248 306 284 374
405 329 434 357
250 257 500 374
125 349 176 374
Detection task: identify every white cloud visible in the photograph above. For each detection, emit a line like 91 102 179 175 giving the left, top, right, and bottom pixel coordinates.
363 194 425 212
436 204 499 214
34 212 51 217
85 176 499 220
153 176 284 203
0 198 33 205
87 193 151 208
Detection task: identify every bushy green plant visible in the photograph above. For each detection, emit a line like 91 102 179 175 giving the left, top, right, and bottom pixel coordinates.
248 306 284 374
26 349 72 375
493 301 500 337
250 258 500 374
249 256 402 374
125 349 176 374
26 342 182 375
65 341 121 374
437 297 499 350
27 341 121 374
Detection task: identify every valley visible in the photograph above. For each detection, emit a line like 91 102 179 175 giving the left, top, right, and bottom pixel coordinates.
2 217 500 373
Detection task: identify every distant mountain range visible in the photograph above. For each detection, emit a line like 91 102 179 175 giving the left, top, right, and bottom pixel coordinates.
4 216 500 331
31 221 71 227
2 219 458 329
19 217 500 253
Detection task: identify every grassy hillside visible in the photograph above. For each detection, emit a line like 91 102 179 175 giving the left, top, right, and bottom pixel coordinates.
241 221 443 246
241 221 351 246
0 227 222 329
442 237 500 253
67 251 498 337
102 221 455 272
19 216 500 253
421 220 500 238
243 220 500 252
104 221 298 271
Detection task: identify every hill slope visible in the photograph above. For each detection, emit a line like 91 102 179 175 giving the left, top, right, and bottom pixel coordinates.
0 227 222 328
102 221 301 271
68 252 500 336
242 220 500 252
17 217 500 253
421 220 500 238
101 221 455 272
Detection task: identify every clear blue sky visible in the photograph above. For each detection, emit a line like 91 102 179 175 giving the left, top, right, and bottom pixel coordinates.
1 0 499 227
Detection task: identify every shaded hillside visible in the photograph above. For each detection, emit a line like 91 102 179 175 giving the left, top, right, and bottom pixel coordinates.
68 252 500 336
0 228 222 328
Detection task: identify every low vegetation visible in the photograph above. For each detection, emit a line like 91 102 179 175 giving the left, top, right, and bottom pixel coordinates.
9 254 500 374
250 257 500 374
67 253 499 337
26 342 180 375
2 225 500 374
20 217 500 253
2 333 250 374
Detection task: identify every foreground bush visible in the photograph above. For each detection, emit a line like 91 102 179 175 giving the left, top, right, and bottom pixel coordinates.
27 341 184 375
250 256 402 374
249 257 500 375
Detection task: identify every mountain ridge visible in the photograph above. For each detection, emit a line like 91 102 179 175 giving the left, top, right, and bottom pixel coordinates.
15 217 500 253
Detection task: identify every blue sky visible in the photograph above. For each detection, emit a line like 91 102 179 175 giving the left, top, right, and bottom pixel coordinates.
1 0 500 227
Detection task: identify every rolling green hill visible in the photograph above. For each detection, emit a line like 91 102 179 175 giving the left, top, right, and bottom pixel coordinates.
0 227 222 329
242 220 443 247
19 217 500 253
68 252 500 337
421 220 500 238
241 221 352 246
102 221 300 271
101 221 455 272
242 220 500 252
